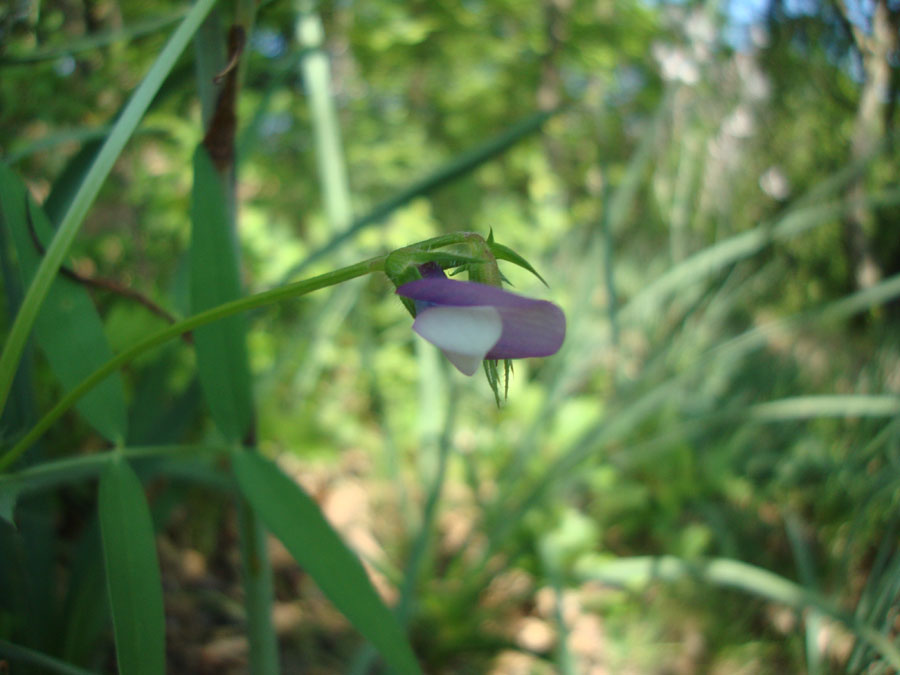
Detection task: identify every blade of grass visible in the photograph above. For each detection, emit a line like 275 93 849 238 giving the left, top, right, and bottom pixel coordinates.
288 1 364 403
0 180 37 440
0 9 190 65
346 329 441 675
480 273 900 567
0 639 96 675
0 0 217 418
59 518 108 668
621 188 900 325
232 451 422 674
576 555 900 669
0 445 229 507
296 0 353 231
750 395 900 420
4 128 108 166
236 493 279 675
397 378 457 626
283 106 563 279
190 146 254 442
786 514 824 675
0 167 127 441
848 536 900 672
98 457 166 675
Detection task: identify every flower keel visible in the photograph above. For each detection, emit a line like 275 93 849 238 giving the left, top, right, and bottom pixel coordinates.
412 305 503 376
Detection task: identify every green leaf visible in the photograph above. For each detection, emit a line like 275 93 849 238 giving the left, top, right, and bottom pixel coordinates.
190 146 253 442
0 0 217 437
0 488 15 525
487 240 548 287
98 458 165 675
0 639 97 675
43 140 104 227
232 451 422 675
60 519 110 667
0 166 127 442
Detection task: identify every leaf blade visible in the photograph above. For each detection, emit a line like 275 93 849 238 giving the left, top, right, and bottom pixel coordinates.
0 166 127 442
98 459 165 675
189 146 253 441
233 451 421 675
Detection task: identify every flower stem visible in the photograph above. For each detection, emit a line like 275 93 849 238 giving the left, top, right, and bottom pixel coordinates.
0 255 385 471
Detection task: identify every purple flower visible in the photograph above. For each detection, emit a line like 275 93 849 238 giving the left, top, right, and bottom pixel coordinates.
396 274 566 376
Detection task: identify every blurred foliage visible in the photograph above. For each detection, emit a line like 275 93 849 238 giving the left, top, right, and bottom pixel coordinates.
2 0 900 673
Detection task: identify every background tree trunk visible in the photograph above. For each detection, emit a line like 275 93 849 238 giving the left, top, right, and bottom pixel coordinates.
839 0 899 289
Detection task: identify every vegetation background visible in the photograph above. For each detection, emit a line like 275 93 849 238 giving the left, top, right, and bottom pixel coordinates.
1 0 899 673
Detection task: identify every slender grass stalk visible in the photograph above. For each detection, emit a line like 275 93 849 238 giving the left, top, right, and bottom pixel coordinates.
0 255 385 471
289 0 362 397
296 0 353 231
0 9 189 65
785 514 824 675
0 229 484 471
397 380 458 626
0 0 218 418
237 494 279 675
350 375 457 675
548 569 576 675
0 445 229 495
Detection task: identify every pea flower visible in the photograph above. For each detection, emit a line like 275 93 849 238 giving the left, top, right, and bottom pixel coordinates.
396 268 565 376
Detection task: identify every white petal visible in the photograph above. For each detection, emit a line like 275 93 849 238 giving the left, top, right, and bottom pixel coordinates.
440 350 487 377
412 305 502 376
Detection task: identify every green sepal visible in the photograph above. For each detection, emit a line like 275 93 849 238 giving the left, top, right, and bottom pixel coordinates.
483 358 512 407
487 240 548 287
385 248 487 316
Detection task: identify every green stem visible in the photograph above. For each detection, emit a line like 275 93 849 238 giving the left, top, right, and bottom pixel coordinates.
0 445 231 496
0 255 385 471
237 494 279 674
396 384 458 626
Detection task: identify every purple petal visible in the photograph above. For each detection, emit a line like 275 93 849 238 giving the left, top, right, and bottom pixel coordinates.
397 278 565 359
